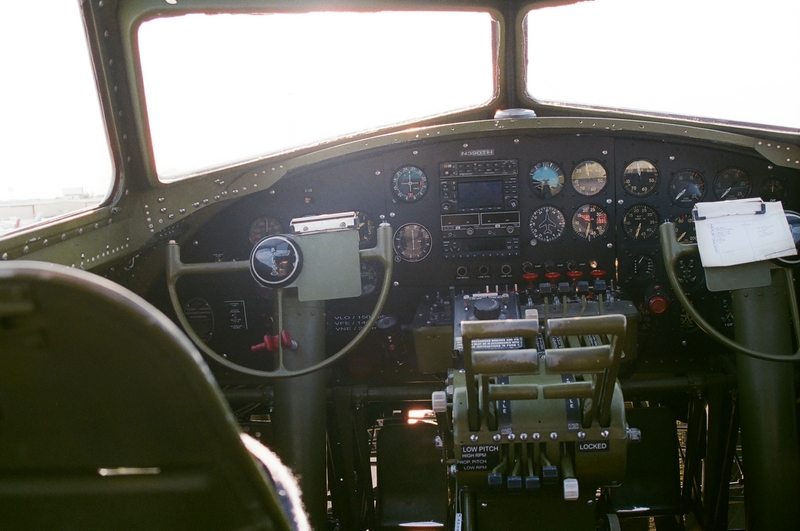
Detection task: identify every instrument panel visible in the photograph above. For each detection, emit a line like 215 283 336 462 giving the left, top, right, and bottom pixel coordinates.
176 131 800 377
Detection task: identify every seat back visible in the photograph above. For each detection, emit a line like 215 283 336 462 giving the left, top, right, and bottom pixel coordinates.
0 261 294 530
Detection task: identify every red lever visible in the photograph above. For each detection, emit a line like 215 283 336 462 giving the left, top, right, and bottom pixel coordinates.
251 330 297 352
590 269 607 278
522 272 539 283
567 270 583 279
544 271 561 281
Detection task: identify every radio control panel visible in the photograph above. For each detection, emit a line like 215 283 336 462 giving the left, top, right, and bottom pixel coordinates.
439 159 520 258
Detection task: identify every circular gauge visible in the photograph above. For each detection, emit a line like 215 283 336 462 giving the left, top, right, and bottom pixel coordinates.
623 204 659 240
360 261 378 296
673 212 697 244
354 211 377 249
761 178 786 202
621 160 660 197
668 170 706 207
713 168 751 200
183 298 214 342
393 223 432 262
391 166 428 203
250 235 303 288
631 254 655 280
248 216 283 244
529 206 566 242
529 161 565 198
571 161 608 196
676 256 704 290
572 204 609 241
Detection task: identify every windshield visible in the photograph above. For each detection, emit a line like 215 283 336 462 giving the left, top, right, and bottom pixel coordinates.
524 0 800 131
0 0 112 237
138 11 498 181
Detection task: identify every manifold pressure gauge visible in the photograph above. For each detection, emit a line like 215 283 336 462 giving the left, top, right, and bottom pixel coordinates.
250 235 303 288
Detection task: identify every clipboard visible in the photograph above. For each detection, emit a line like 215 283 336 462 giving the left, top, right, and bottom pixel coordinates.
692 198 796 268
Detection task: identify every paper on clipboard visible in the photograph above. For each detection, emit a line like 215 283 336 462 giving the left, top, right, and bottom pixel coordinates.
693 198 797 267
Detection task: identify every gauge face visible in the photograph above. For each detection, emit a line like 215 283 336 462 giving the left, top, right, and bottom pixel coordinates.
676 256 704 290
391 166 428 203
572 204 609 241
354 211 377 249
360 261 378 295
673 212 697 244
571 161 608 196
621 160 660 197
668 170 706 206
248 216 283 244
529 161 565 198
761 178 786 202
713 168 751 200
631 254 655 280
529 206 566 242
393 223 432 262
622 204 659 240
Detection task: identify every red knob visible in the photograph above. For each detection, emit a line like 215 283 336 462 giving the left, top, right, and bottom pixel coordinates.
545 271 561 281
567 270 583 279
590 269 606 278
252 330 296 352
648 295 669 315
522 272 539 282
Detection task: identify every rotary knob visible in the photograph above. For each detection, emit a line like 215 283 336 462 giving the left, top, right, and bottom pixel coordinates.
473 298 501 320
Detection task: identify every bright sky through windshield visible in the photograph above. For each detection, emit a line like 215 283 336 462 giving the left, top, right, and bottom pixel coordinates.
0 1 112 202
526 0 800 129
139 12 496 180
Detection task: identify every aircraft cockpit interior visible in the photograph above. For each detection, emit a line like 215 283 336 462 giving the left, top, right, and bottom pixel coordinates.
1 1 799 529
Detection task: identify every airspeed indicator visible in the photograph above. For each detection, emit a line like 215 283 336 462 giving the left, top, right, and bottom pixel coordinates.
572 204 609 241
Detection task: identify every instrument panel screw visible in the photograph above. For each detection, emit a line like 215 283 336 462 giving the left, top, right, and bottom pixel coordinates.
492 434 501 442
507 433 515 441
470 434 479 443
577 431 586 439
550 432 558 440
532 433 541 440
601 430 610 439
520 433 528 441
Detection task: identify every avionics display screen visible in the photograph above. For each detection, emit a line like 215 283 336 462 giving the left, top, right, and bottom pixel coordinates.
458 180 503 209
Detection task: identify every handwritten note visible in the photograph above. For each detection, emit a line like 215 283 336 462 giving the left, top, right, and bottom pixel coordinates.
694 198 797 267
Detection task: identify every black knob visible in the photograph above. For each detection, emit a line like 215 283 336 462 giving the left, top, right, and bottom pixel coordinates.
473 298 501 320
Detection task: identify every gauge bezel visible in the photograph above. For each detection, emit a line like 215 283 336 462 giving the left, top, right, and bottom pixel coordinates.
528 161 565 198
248 216 283 244
250 234 303 287
621 159 660 198
571 160 608 197
391 165 429 203
668 169 706 207
572 203 609 241
529 205 566 243
712 167 751 201
622 203 659 241
672 212 697 244
392 223 432 262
